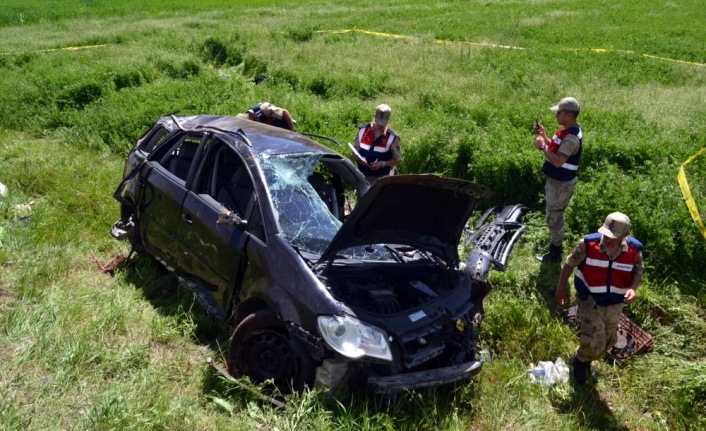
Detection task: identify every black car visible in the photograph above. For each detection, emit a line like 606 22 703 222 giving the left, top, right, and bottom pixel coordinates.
110 114 525 394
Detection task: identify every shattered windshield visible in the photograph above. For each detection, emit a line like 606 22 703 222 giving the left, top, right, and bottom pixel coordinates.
259 153 391 260
259 154 341 254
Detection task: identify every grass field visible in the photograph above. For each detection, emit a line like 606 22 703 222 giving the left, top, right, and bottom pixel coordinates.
1 1 705 430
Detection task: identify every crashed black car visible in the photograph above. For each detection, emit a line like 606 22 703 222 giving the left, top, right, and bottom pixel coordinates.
111 114 525 394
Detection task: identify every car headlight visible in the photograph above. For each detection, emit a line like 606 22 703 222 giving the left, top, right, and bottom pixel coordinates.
317 315 392 361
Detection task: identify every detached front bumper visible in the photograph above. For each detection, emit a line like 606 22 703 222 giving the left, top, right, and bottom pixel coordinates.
366 360 483 394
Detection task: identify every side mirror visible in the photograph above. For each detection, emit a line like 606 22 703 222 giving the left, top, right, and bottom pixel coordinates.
217 209 248 228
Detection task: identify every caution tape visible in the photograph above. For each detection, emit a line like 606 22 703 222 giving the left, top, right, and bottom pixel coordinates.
39 44 107 53
678 147 706 240
315 28 524 50
315 28 705 67
569 48 705 67
1 44 107 56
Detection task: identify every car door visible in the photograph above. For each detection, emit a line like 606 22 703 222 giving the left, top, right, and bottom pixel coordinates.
138 133 206 265
176 138 257 299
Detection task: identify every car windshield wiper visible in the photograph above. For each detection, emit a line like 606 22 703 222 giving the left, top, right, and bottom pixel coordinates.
383 245 404 263
291 245 319 268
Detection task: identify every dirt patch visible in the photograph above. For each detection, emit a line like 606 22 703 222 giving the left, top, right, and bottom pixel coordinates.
91 253 125 276
0 288 13 300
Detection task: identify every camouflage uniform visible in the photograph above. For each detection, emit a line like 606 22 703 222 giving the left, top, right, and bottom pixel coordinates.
545 176 577 246
544 132 581 247
565 238 644 362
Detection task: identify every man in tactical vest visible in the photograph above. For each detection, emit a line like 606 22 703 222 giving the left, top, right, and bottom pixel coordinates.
555 212 644 384
352 104 402 185
533 97 583 263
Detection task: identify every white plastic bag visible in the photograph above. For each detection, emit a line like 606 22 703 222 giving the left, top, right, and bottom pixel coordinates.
527 357 569 385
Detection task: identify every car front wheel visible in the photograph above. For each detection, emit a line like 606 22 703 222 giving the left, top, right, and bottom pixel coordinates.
227 310 313 392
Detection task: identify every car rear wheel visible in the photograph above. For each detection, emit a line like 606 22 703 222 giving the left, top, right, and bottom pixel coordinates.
227 310 313 392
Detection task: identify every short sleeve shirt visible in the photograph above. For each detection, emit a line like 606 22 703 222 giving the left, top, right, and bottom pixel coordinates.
558 134 580 159
390 136 402 161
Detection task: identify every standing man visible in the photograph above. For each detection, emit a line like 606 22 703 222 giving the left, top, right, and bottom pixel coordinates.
534 97 583 263
556 212 644 384
244 102 296 131
353 104 402 185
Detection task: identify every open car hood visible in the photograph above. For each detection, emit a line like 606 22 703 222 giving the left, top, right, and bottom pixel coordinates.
318 175 491 265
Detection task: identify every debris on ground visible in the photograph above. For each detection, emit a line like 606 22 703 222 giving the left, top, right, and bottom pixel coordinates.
14 200 35 216
92 253 124 276
527 357 569 385
206 357 287 409
563 305 653 364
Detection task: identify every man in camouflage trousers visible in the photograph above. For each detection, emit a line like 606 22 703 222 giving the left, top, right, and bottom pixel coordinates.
533 97 583 263
556 212 644 384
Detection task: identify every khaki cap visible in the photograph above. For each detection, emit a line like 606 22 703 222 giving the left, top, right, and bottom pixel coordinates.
550 97 580 113
374 104 391 126
598 212 631 238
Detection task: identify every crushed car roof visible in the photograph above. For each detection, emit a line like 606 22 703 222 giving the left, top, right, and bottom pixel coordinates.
173 115 336 156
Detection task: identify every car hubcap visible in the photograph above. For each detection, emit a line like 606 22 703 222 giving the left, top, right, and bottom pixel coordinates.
247 332 295 381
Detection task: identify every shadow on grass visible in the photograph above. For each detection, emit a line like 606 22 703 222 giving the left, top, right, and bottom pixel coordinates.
550 384 629 431
121 254 229 347
321 385 468 427
533 260 564 318
120 254 236 397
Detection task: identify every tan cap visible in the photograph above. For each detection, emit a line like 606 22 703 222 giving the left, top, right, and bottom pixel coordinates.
598 212 631 239
550 97 580 113
374 104 391 126
259 102 284 120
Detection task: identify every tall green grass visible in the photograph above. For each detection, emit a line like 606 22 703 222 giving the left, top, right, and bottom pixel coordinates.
1 1 705 430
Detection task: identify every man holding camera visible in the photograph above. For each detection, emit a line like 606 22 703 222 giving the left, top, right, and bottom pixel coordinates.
534 97 583 263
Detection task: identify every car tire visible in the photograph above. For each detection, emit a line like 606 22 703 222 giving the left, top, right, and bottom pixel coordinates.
227 310 314 392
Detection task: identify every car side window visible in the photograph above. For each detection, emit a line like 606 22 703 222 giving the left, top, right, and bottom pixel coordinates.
139 126 170 154
198 142 266 241
157 135 203 182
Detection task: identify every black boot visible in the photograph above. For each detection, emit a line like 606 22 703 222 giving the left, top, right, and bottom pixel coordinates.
536 244 563 263
571 354 591 384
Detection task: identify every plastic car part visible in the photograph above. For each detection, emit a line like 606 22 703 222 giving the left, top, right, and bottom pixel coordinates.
367 360 483 394
317 315 392 361
109 217 134 240
228 310 314 392
465 204 526 280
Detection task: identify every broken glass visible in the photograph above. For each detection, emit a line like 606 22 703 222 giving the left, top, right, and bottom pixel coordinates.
259 154 341 255
259 153 392 260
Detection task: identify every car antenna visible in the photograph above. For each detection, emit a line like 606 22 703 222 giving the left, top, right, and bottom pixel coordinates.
236 128 253 147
